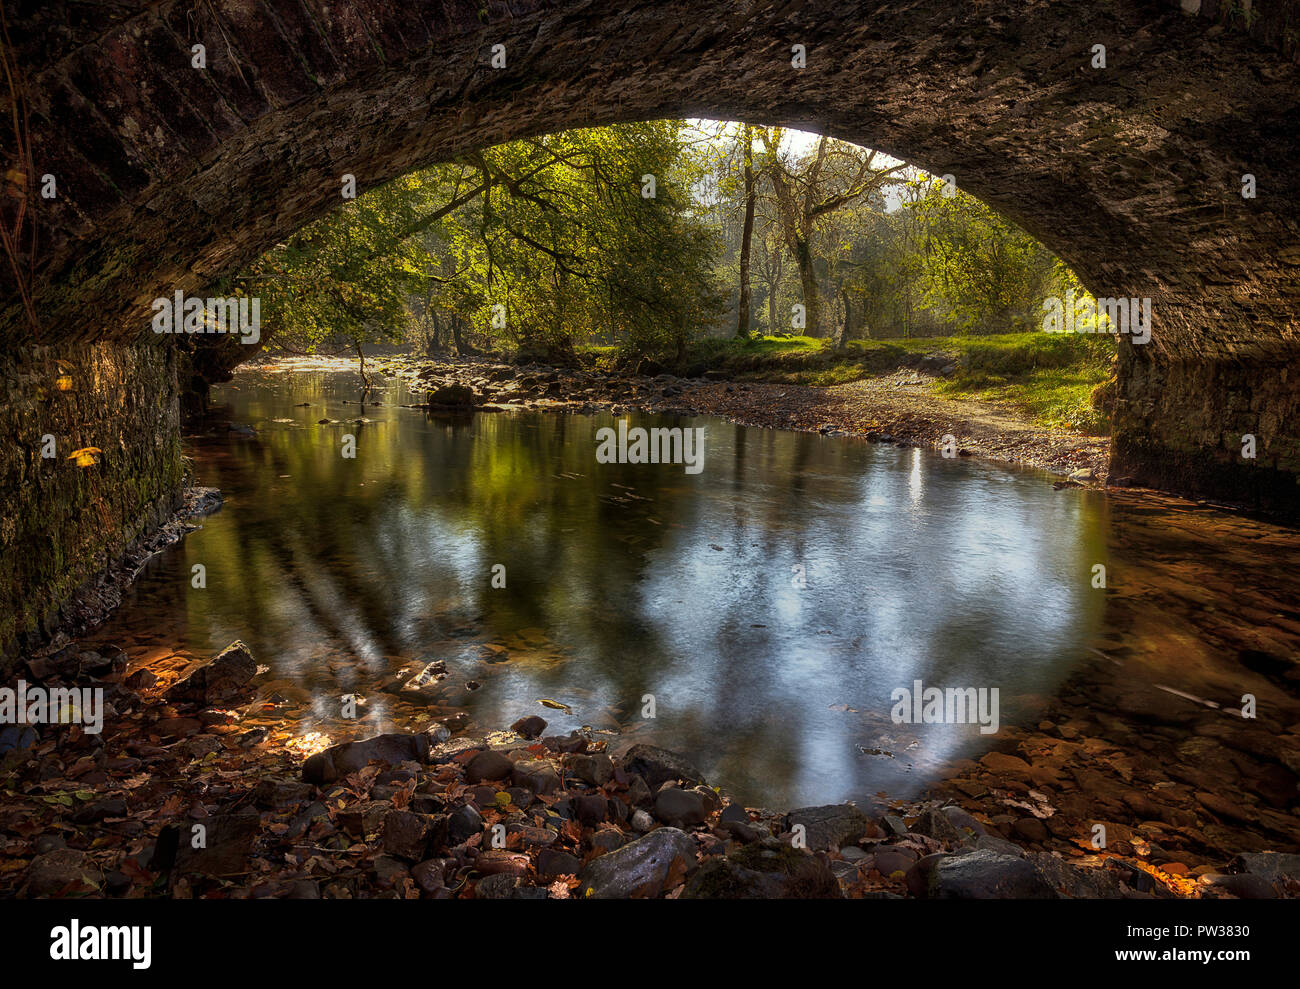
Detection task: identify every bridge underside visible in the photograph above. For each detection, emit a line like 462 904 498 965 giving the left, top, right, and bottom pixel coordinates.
1 0 1298 650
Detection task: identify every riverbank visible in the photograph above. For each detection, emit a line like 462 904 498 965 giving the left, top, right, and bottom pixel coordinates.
2 631 1289 894
2 631 1295 899
271 351 1112 484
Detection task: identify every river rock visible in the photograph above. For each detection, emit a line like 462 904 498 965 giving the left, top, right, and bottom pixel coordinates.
510 715 547 739
910 808 962 844
654 787 709 828
465 749 513 783
620 744 704 787
511 757 560 794
301 731 432 784
164 640 257 704
25 849 102 897
426 384 476 407
173 812 260 876
382 810 432 861
252 779 316 810
564 752 613 786
684 842 840 899
447 804 484 845
1229 851 1300 884
1027 852 1123 898
785 804 871 851
1204 873 1278 899
907 848 1057 899
537 848 583 878
577 827 697 898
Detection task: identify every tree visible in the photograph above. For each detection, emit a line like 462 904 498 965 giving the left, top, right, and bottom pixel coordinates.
759 129 906 337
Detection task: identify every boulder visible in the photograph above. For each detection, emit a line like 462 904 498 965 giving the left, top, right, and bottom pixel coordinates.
684 842 841 899
1229 851 1300 884
620 744 704 787
785 804 871 852
511 757 560 795
464 749 513 783
382 810 432 861
426 384 476 407
510 715 547 739
25 849 102 897
907 848 1057 899
164 640 257 705
577 827 697 898
564 752 613 787
654 787 709 829
301 731 431 784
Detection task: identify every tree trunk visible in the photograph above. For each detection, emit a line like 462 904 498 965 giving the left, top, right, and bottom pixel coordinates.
736 126 756 339
795 236 821 336
836 288 852 349
451 315 466 355
354 337 372 404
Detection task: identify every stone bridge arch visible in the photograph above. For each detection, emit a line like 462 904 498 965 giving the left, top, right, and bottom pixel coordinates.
4 0 1300 517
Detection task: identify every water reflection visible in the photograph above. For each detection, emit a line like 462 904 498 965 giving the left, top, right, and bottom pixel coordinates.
87 368 1110 807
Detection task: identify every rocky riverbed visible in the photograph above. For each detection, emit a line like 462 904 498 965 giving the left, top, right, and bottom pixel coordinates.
2 637 1295 899
265 353 1111 485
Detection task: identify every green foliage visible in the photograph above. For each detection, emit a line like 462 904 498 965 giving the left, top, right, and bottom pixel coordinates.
243 122 723 365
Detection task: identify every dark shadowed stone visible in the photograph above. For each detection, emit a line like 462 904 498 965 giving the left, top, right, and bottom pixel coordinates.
910 808 962 844
253 779 314 810
476 874 523 898
578 827 697 899
174 812 260 877
1205 873 1278 899
542 733 588 754
785 804 871 852
621 744 704 787
426 384 476 407
382 810 431 861
654 787 708 829
510 715 547 739
511 758 560 794
286 880 320 899
301 731 431 784
940 805 988 839
1230 851 1300 884
1014 817 1049 843
909 848 1057 899
447 804 484 845
465 749 513 783
626 774 653 807
1028 852 1123 898
589 829 627 854
371 855 409 887
976 834 1027 858
412 858 452 893
25 849 102 896
164 640 257 704
574 794 609 826
872 848 918 878
684 841 841 899
71 798 127 824
336 801 386 838
537 848 583 878
565 752 613 786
